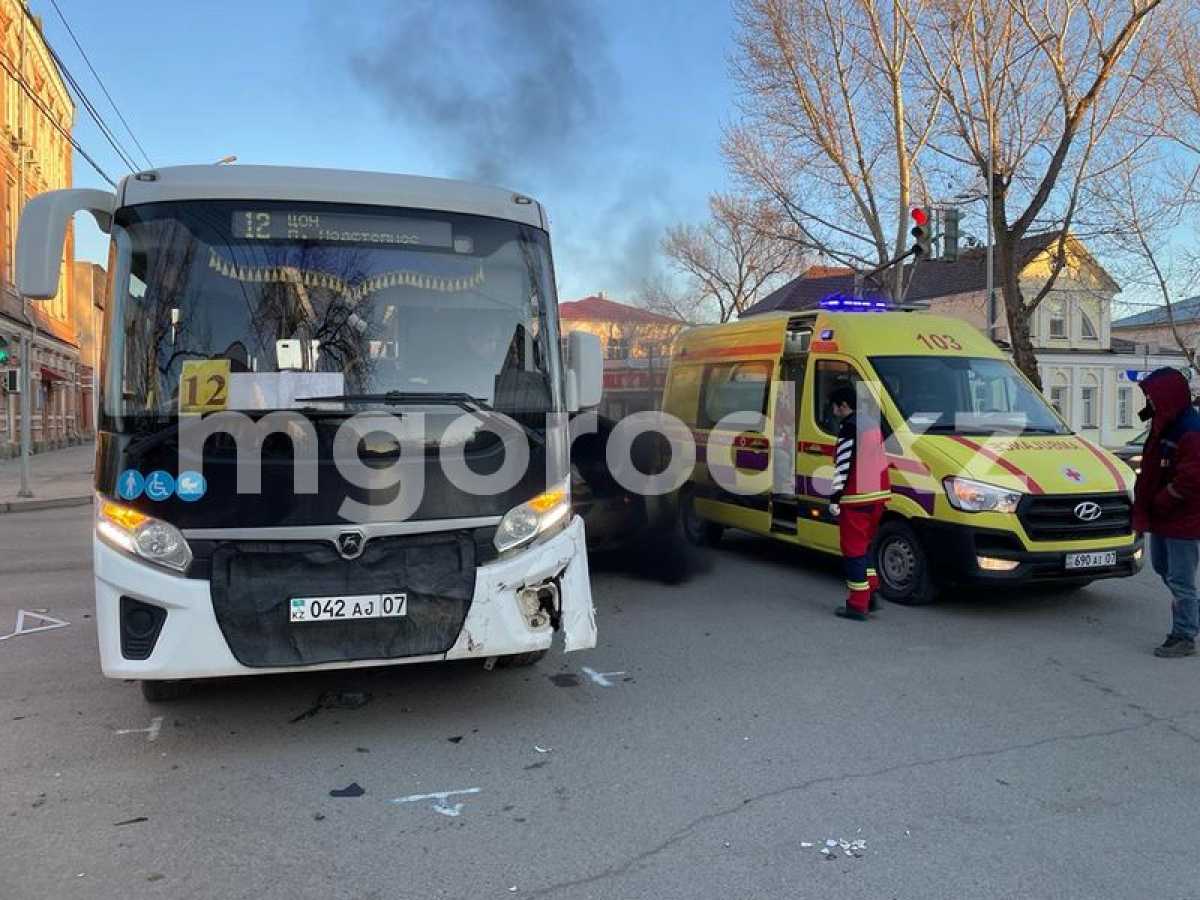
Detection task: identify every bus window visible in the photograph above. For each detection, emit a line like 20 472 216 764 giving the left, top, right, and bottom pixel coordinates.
700 361 770 429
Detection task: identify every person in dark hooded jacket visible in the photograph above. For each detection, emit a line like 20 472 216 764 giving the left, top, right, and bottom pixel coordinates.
1132 368 1200 658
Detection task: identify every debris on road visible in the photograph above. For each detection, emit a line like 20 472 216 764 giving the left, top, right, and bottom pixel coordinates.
534 745 551 754
391 787 481 817
113 816 149 827
447 735 463 744
314 813 326 821
809 838 867 859
329 782 365 798
290 690 373 723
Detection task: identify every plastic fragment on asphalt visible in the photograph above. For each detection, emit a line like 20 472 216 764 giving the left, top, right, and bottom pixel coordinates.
329 782 365 798
825 840 838 847
800 842 814 848
534 745 551 753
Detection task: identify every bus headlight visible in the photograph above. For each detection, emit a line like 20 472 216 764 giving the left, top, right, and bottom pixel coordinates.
494 481 570 554
943 477 1022 514
97 499 193 572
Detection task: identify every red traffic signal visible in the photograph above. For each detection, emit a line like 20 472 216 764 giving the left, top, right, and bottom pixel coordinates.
910 207 931 257
911 207 928 226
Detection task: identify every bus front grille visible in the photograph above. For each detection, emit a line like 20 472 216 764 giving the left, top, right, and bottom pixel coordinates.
208 531 478 668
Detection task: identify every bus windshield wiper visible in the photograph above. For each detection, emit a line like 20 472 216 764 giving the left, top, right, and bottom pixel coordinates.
293 391 546 445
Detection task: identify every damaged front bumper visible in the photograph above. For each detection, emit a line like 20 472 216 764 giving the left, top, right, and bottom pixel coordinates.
93 516 597 680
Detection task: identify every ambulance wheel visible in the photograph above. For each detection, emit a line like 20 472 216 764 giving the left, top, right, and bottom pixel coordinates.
140 679 192 703
875 520 934 606
680 489 723 546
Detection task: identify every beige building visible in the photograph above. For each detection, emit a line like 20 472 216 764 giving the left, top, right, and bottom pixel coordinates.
1111 296 1200 362
0 0 82 457
559 293 685 418
744 232 1191 447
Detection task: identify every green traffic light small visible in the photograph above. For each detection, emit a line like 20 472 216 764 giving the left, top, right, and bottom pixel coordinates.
0 336 9 365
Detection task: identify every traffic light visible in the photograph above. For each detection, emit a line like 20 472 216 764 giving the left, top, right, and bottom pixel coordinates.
0 335 9 365
942 207 960 262
910 207 931 258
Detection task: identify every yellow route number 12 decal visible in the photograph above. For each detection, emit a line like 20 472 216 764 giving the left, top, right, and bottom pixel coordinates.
179 359 231 414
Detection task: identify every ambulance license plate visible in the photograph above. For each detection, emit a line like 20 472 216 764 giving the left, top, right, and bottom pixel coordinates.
1065 551 1116 570
289 593 407 623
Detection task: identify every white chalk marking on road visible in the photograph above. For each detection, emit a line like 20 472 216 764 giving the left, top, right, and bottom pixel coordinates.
115 716 163 742
0 610 70 642
391 787 481 817
581 666 625 687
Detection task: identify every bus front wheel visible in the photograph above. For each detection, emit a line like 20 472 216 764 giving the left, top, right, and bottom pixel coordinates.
140 680 192 703
874 519 934 606
680 489 723 547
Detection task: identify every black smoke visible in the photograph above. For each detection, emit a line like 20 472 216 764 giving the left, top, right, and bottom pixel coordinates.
349 0 613 186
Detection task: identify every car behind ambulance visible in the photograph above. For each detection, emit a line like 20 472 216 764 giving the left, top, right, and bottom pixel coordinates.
663 299 1142 604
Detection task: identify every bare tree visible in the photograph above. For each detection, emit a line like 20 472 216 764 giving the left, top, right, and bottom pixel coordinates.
635 272 713 325
660 193 803 322
904 0 1165 387
725 0 943 298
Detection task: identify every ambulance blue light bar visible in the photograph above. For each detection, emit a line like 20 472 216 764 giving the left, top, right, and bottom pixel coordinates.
819 293 893 312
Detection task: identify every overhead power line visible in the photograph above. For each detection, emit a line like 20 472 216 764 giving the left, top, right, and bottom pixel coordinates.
17 2 138 175
46 0 152 168
0 54 117 187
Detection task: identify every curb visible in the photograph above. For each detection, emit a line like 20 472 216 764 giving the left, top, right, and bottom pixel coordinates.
0 495 93 515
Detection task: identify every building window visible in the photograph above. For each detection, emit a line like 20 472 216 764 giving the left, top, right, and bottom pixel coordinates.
1118 387 1132 427
606 335 629 360
1050 385 1069 419
1080 310 1098 340
1048 300 1067 339
1081 386 1097 428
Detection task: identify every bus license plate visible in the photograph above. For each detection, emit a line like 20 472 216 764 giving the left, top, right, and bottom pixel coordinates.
1065 552 1116 570
289 593 407 623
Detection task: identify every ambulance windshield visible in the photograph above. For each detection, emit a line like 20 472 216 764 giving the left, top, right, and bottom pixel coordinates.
870 356 1069 435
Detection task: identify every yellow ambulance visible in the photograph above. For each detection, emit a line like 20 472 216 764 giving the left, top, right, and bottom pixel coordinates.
663 299 1142 604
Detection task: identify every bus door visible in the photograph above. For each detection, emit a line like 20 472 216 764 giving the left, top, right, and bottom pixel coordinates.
795 357 864 553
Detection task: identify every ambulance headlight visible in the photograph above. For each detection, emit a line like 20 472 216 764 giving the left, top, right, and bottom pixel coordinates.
97 498 193 572
943 477 1022 514
494 480 570 554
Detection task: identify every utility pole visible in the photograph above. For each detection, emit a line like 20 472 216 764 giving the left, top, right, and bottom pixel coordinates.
985 117 995 343
16 0 31 497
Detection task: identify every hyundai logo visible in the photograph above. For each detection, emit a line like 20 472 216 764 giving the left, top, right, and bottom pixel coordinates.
1073 501 1102 522
336 530 366 560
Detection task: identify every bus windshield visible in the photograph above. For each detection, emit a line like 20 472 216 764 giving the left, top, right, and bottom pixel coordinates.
869 355 1069 435
103 200 561 430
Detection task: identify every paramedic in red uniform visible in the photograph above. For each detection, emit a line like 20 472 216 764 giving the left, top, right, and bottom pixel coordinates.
1132 367 1200 658
828 385 891 621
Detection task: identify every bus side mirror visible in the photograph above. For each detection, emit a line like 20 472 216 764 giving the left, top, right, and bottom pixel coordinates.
565 331 602 411
17 188 115 299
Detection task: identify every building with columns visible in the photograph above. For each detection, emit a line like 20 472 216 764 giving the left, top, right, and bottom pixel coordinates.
0 0 83 457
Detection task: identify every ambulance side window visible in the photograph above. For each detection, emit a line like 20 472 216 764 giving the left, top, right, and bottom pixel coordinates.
813 360 859 436
700 361 771 429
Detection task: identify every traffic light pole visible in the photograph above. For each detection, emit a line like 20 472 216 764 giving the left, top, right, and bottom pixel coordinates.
18 326 32 498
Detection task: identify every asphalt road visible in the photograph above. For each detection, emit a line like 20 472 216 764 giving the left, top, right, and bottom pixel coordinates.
2 505 1198 900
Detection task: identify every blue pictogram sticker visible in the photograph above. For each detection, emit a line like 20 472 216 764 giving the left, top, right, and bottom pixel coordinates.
175 470 207 502
117 469 145 501
144 470 176 502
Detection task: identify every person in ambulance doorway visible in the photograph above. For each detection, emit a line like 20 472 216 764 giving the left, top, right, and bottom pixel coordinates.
828 385 892 622
1132 368 1200 658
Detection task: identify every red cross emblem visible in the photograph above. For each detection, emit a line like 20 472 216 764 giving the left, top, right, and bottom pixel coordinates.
1064 467 1083 482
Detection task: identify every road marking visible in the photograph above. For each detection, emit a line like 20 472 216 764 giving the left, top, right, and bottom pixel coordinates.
390 787 481 817
0 609 70 642
581 666 625 687
115 716 163 742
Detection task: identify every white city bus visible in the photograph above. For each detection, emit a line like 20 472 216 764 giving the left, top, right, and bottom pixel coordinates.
17 164 602 700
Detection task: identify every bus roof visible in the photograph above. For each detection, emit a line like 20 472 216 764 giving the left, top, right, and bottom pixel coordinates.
117 164 548 230
673 309 1005 363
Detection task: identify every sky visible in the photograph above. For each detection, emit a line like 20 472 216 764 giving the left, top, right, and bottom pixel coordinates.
35 0 738 302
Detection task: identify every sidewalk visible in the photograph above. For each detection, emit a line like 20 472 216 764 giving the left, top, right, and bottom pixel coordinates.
0 442 95 514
